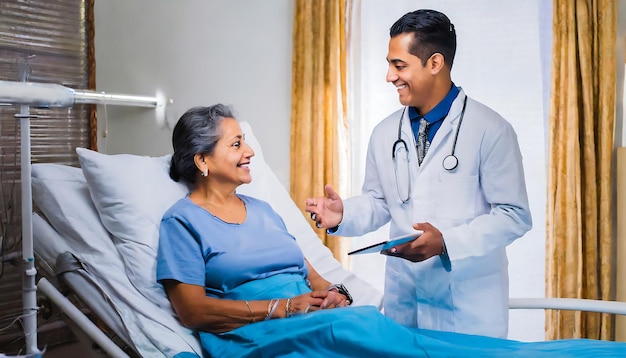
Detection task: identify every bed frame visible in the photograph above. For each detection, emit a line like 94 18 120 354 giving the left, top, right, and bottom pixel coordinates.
37 270 626 358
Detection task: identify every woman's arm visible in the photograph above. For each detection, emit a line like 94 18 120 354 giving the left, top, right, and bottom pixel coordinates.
164 280 257 333
163 280 330 333
305 260 352 307
305 259 332 291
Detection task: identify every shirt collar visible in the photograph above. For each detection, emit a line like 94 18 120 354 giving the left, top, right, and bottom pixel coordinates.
408 84 460 123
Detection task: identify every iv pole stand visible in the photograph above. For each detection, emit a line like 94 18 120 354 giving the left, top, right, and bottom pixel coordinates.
0 71 168 354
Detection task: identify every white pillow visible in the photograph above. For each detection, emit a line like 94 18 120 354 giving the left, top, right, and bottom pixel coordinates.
76 148 189 307
31 164 117 262
31 164 202 356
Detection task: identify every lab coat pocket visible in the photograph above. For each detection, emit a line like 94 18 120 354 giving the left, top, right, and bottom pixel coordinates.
436 173 479 220
450 272 507 337
384 259 418 327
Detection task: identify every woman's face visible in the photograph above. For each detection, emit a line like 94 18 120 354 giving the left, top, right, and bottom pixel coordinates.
204 118 255 186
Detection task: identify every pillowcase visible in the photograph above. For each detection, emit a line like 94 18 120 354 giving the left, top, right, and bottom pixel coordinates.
31 163 118 263
76 148 190 307
31 163 202 356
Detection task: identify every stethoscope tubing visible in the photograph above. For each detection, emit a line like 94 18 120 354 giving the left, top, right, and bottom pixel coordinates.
394 95 468 169
392 95 468 202
447 96 468 162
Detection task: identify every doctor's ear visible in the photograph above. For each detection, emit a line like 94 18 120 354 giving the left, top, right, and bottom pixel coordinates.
428 53 446 73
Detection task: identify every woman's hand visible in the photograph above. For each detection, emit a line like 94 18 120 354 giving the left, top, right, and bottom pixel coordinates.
319 290 350 309
285 291 325 316
285 290 348 317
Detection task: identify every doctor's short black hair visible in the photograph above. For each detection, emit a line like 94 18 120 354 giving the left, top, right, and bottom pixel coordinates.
169 104 235 184
390 9 457 69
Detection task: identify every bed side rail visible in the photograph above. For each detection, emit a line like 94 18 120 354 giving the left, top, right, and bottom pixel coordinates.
509 298 626 316
37 278 130 358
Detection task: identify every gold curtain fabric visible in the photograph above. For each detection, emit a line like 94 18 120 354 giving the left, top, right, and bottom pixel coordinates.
546 0 616 340
290 0 348 263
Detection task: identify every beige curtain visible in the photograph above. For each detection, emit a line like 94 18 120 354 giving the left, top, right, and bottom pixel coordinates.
546 0 616 340
290 0 349 264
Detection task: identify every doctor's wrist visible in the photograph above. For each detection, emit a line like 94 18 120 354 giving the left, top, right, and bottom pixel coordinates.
440 236 448 256
327 224 339 234
326 220 342 234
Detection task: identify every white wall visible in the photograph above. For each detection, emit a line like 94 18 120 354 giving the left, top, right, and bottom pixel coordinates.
94 0 294 188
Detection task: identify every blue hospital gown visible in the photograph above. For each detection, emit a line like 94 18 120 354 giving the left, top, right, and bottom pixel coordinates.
157 194 309 299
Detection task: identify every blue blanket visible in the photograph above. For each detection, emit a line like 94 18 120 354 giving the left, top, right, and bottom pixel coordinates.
176 274 626 358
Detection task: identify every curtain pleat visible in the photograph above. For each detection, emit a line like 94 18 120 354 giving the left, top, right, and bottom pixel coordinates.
546 0 616 340
290 0 348 264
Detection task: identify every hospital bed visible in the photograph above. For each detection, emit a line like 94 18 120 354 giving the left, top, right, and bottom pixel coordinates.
30 122 626 357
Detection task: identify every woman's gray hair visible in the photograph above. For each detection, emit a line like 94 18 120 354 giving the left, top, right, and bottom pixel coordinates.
169 104 235 184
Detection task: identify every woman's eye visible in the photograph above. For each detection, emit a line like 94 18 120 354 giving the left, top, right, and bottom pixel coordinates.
233 141 241 147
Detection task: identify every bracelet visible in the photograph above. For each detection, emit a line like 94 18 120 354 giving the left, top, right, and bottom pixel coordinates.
245 300 255 323
285 298 292 318
265 299 280 320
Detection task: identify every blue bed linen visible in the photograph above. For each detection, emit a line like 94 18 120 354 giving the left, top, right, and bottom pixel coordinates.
173 273 626 358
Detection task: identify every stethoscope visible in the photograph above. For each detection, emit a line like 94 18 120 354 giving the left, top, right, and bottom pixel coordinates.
392 96 468 203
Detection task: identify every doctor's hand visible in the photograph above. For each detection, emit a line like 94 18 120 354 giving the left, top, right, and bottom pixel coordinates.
382 222 444 262
304 184 344 230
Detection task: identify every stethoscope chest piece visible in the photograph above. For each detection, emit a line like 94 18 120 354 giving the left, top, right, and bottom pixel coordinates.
442 154 458 171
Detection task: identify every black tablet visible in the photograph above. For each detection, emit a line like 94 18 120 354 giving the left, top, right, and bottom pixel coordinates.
347 231 423 255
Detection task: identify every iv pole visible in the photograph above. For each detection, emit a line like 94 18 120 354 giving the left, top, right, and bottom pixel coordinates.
0 75 168 355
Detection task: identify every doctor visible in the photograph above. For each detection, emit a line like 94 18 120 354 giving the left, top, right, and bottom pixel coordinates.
305 9 532 338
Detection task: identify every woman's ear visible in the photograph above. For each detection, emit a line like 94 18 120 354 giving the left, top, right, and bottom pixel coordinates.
194 153 208 177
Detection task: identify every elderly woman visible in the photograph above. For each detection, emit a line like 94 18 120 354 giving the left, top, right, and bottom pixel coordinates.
157 104 626 358
157 104 350 327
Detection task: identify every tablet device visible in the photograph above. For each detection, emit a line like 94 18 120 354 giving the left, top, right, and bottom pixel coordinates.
347 231 423 255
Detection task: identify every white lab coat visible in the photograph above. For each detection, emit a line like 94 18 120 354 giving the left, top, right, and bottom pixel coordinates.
336 89 532 338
